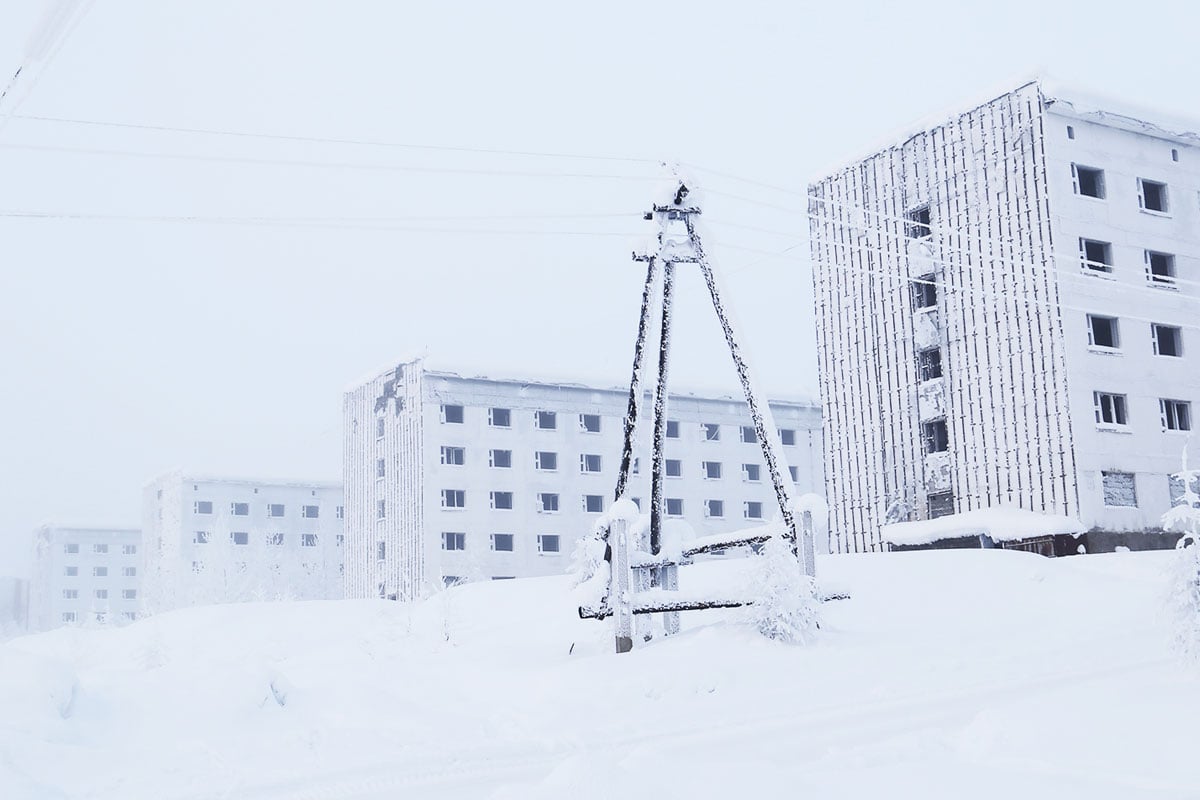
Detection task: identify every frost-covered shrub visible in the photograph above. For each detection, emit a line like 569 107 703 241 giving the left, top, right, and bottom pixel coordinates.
746 533 819 644
1162 451 1200 661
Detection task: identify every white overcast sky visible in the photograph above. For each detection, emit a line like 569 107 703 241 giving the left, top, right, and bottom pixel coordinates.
2 0 1198 575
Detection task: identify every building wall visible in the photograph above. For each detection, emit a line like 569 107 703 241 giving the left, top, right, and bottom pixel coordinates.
143 474 344 612
1043 103 1200 532
344 360 822 598
28 526 141 631
810 83 1078 552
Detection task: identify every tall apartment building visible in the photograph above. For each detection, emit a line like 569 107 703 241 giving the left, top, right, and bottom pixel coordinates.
142 473 344 612
28 525 142 631
343 359 823 599
810 81 1200 552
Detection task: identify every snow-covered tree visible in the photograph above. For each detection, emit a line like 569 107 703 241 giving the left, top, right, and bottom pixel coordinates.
1163 448 1200 661
746 532 820 644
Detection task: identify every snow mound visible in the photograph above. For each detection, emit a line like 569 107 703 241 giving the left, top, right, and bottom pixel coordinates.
883 506 1086 546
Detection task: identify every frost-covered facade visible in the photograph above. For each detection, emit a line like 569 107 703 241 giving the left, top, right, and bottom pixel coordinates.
28 525 141 631
810 81 1200 552
343 359 822 599
0 576 29 637
141 473 344 612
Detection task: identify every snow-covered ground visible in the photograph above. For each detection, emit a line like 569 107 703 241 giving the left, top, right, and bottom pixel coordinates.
2 549 1197 799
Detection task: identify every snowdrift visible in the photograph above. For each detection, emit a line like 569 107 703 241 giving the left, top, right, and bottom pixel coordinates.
1 550 1197 799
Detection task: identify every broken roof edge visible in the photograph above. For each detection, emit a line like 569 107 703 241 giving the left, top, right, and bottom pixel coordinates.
882 506 1086 547
347 355 821 408
810 73 1200 188
808 73 1043 186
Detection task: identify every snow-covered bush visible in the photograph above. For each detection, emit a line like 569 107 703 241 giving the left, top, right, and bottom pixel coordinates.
746 533 819 644
1162 450 1200 661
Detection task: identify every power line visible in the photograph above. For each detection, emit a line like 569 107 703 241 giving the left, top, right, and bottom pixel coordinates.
7 111 661 165
0 140 662 182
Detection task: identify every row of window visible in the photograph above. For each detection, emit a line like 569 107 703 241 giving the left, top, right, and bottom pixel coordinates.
61 611 137 623
193 501 341 518
430 532 562 554
193 531 332 547
1071 164 1173 214
422 491 768 519
1079 239 1181 286
1086 315 1184 357
1093 392 1191 431
427 447 801 482
63 566 136 577
1101 470 1198 508
61 588 136 600
425 405 801 444
62 543 137 555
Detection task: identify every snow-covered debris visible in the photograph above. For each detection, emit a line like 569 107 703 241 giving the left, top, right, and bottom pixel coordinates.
883 506 1085 547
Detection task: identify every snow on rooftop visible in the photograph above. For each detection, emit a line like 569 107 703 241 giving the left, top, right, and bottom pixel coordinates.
347 354 819 407
882 506 1085 547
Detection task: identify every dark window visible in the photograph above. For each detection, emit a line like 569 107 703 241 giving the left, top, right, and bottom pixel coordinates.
231 531 249 546
1087 315 1119 349
1066 125 1075 139
1161 399 1192 431
302 505 319 519
702 423 720 441
267 503 285 517
535 410 557 430
705 499 724 518
491 533 514 552
376 542 386 560
442 404 464 423
489 407 511 427
1072 164 1105 198
922 420 949 453
665 459 682 477
906 205 931 238
1153 324 1182 357
490 449 512 468
911 275 938 309
927 491 955 519
788 466 799 482
1139 178 1169 212
440 446 465 466
441 489 465 509
665 498 684 516
194 501 213 515
538 535 561 553
581 454 602 473
1080 239 1113 273
535 451 557 470
538 493 559 513
301 534 317 547
584 494 605 513
1093 392 1128 426
743 463 761 482
665 420 680 439
779 428 796 446
376 417 385 438
580 414 601 433
441 532 465 551
1146 251 1176 286
744 501 763 520
740 425 756 443
703 461 722 479
490 491 514 510
231 502 249 516
918 348 943 380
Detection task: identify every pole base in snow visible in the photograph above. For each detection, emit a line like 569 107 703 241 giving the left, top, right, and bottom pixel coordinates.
616 635 633 654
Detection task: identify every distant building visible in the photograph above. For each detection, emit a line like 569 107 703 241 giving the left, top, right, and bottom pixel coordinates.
342 358 823 600
0 575 29 637
142 473 344 612
28 525 141 631
809 81 1200 552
